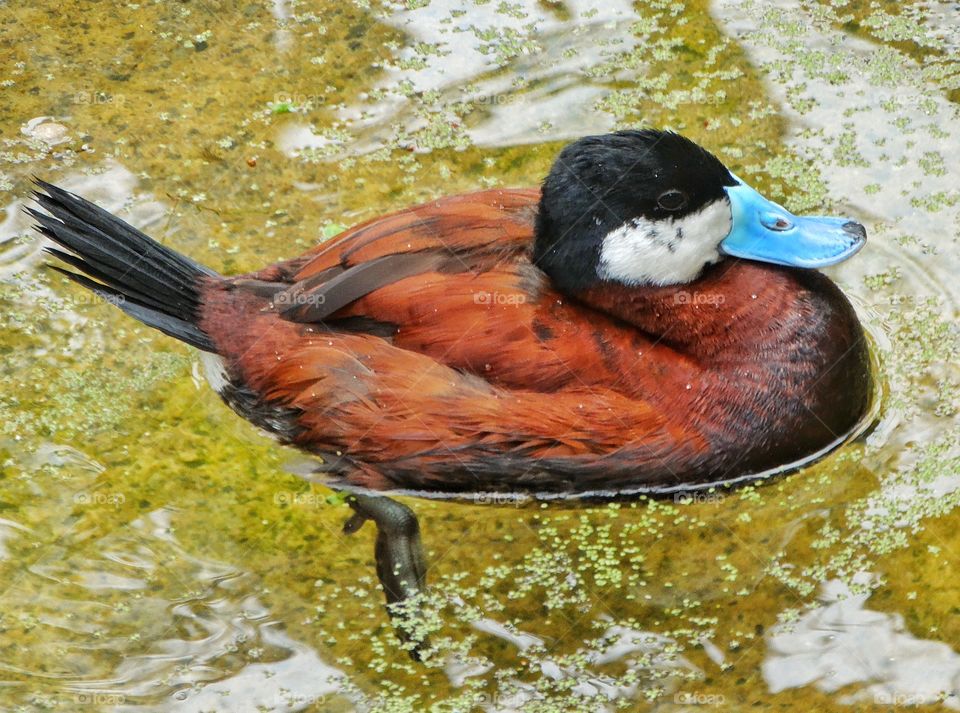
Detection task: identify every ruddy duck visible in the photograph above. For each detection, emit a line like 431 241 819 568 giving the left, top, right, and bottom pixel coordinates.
30 129 871 639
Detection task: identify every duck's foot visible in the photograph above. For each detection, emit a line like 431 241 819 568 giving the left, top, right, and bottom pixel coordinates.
342 492 429 658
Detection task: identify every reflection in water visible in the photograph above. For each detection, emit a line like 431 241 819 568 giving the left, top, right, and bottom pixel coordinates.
356 0 640 147
715 0 960 702
109 623 343 713
280 0 642 157
269 0 293 53
16 508 345 711
1 0 959 710
0 162 167 280
21 117 71 147
0 516 31 561
455 616 699 711
713 0 960 310
764 574 960 707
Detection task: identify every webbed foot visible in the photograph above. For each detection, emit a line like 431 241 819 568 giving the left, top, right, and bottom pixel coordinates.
342 493 429 657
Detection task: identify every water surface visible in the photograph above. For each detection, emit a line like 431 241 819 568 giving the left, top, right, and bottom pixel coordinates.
0 0 958 711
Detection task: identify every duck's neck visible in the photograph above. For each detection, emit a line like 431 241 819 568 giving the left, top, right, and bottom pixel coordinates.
576 261 813 359
578 260 870 472
576 260 871 474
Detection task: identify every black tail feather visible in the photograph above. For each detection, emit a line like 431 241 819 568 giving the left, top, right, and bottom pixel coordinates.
29 179 218 352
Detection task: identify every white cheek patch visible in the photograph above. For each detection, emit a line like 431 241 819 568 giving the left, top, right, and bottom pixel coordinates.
597 198 733 286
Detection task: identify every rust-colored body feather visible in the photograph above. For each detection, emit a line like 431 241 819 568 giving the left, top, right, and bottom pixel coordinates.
196 189 870 495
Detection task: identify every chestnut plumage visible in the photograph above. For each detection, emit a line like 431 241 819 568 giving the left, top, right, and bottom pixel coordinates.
29 130 872 497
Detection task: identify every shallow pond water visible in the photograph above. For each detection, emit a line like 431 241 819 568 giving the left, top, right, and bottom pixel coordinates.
0 0 958 711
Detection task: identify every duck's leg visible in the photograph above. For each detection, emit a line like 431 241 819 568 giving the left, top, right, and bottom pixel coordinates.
341 493 429 653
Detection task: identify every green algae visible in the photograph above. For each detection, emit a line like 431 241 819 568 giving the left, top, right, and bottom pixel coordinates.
0 0 958 711
816 0 960 103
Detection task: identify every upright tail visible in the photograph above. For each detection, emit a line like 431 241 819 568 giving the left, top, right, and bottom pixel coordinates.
28 180 219 352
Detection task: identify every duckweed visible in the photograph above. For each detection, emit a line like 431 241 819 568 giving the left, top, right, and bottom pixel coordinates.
0 0 958 710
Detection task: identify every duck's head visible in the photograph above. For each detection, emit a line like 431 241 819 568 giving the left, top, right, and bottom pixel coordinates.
533 129 866 292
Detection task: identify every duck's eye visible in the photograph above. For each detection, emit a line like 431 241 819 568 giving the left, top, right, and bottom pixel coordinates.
657 189 688 212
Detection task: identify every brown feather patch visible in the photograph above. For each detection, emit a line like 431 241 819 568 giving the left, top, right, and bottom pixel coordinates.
273 251 448 322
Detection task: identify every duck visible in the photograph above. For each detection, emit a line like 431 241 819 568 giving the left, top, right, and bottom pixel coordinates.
28 129 872 632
